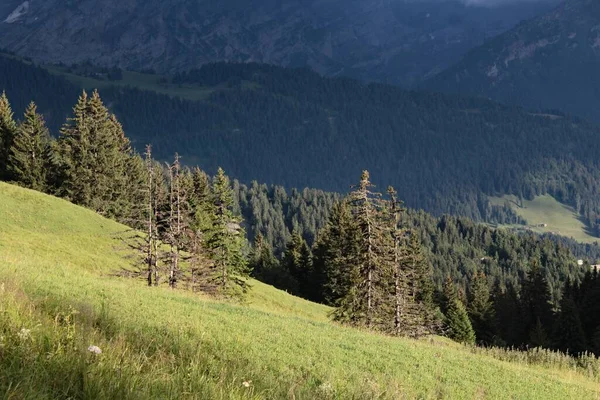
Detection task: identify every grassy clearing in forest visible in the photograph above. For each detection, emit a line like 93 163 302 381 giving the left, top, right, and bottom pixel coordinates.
1 182 599 399
490 194 599 244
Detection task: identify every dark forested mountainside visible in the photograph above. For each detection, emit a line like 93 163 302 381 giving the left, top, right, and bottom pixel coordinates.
0 0 557 87
236 178 600 301
426 0 600 123
4 54 600 236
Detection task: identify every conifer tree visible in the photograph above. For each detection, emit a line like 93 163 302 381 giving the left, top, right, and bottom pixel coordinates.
314 200 361 305
468 271 496 345
553 295 587 354
56 90 137 219
282 230 313 297
387 186 427 336
205 167 250 298
143 145 158 286
119 145 162 286
250 232 279 279
164 154 191 289
8 102 51 191
521 258 554 346
0 91 17 180
334 171 389 328
444 278 476 344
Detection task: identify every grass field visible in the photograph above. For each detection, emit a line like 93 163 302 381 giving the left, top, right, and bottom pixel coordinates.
42 64 219 102
1 182 600 399
489 194 599 244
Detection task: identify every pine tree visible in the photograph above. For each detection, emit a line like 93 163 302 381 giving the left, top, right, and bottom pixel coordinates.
8 102 52 191
314 200 361 305
249 233 278 278
282 230 313 297
205 167 250 298
406 231 440 334
164 154 191 289
0 91 17 180
56 90 137 220
334 171 389 328
143 145 158 286
521 258 554 346
444 278 476 344
118 145 162 287
468 271 496 345
553 295 587 355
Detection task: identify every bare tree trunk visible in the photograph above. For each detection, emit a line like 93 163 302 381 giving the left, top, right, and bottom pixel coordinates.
394 238 401 334
221 246 227 288
146 146 154 287
367 216 373 329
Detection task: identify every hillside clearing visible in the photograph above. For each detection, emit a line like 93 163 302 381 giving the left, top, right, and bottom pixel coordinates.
490 194 599 244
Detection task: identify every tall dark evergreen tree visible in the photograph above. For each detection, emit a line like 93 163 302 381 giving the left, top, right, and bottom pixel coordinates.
205 167 250 298
333 171 389 328
164 154 191 289
0 91 17 180
444 278 476 344
282 230 313 298
467 271 496 345
553 295 587 355
55 90 137 220
314 200 361 305
521 258 554 347
8 102 51 191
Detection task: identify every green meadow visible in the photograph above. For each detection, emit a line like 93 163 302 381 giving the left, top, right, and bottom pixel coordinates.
1 182 599 399
489 194 599 244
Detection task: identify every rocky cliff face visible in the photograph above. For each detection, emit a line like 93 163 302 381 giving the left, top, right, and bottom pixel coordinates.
0 0 556 86
426 0 600 121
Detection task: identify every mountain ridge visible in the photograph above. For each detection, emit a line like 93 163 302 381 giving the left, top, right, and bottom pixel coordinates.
0 0 558 87
425 0 600 122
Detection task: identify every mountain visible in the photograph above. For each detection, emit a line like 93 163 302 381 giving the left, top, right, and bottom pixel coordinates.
5 53 600 237
0 0 558 87
425 0 600 122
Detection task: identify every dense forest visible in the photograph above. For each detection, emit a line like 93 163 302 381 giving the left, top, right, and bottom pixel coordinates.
2 88 600 354
4 53 600 237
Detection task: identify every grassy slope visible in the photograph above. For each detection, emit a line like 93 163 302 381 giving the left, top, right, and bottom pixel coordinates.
1 183 599 399
489 194 599 244
43 65 216 102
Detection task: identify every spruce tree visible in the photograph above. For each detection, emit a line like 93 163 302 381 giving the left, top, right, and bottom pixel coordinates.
205 167 250 298
8 102 52 191
521 258 554 346
553 295 587 354
164 154 191 289
334 171 389 328
0 91 17 180
249 232 279 279
314 200 361 305
56 90 137 220
444 278 476 344
467 271 496 345
446 297 476 345
282 230 313 297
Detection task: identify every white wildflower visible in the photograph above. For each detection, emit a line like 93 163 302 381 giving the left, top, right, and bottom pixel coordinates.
242 380 252 388
17 328 31 341
87 345 102 355
318 382 335 397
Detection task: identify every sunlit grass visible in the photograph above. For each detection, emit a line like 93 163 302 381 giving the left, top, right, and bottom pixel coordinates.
490 194 599 244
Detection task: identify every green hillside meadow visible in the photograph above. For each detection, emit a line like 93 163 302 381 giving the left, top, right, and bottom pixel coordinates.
490 194 599 244
1 182 599 399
